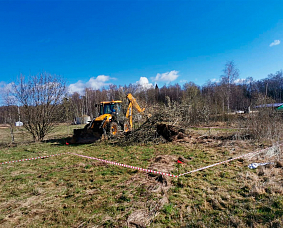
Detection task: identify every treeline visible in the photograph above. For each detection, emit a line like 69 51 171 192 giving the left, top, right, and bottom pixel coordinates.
0 67 282 126
58 69 282 124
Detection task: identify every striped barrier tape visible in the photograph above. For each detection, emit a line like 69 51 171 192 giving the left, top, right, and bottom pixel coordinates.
0 152 69 165
178 143 282 177
1 143 281 178
71 153 179 178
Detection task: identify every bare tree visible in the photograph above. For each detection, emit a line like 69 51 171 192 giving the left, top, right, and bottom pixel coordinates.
12 73 66 141
221 61 239 112
2 88 17 143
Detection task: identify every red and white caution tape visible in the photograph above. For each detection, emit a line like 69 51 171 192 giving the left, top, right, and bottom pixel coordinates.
0 152 69 165
71 153 179 178
1 143 281 179
178 143 282 177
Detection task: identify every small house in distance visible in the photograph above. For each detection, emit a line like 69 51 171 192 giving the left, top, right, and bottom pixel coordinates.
74 115 91 125
277 104 283 111
15 121 23 127
255 103 283 112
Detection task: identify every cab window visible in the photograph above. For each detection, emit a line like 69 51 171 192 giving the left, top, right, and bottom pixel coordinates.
100 103 118 115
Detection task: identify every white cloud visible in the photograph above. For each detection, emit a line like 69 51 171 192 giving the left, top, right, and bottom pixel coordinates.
151 70 179 83
0 82 17 105
0 82 7 93
211 78 219 83
0 82 16 96
68 80 85 95
86 75 113 90
68 75 115 94
269 40 280 47
234 78 246 84
136 77 153 90
234 78 252 84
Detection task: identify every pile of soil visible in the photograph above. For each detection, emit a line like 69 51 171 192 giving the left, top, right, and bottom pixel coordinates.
156 123 186 141
115 114 187 145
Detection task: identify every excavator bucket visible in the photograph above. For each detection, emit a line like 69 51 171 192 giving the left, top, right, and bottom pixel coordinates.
69 126 104 144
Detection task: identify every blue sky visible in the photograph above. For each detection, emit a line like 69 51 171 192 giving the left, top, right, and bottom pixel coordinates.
0 0 282 95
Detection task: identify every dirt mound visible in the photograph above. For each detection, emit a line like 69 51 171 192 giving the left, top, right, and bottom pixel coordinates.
156 123 186 141
115 114 187 145
148 154 178 175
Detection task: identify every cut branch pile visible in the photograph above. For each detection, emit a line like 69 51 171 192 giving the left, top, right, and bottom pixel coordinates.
114 113 187 146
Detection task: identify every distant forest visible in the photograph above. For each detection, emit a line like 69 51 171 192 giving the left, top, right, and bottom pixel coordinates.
0 63 282 126
57 68 283 125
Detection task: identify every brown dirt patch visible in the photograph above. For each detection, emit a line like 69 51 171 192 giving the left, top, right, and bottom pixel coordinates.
122 154 179 227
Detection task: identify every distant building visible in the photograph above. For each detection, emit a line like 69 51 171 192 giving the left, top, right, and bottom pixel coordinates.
74 115 91 124
15 121 23 127
277 104 283 111
255 103 283 111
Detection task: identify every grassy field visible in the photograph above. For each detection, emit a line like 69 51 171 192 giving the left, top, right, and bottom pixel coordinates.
0 124 283 227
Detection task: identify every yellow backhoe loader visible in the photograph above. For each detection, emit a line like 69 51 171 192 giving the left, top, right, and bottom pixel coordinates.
69 93 145 143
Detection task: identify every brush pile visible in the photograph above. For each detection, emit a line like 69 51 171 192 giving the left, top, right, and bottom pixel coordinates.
115 114 187 145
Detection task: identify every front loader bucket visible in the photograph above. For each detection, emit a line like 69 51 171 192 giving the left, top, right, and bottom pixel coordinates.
69 128 103 144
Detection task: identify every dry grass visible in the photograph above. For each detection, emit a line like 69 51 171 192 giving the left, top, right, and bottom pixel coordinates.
0 123 283 227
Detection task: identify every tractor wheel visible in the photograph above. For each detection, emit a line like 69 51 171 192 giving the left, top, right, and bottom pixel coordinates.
109 122 119 138
123 120 132 133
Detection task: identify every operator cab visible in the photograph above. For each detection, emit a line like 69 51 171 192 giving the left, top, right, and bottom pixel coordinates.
99 101 122 116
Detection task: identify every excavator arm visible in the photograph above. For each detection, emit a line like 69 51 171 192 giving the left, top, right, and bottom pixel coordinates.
126 93 145 129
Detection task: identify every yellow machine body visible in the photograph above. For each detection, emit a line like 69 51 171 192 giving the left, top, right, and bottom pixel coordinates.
70 94 145 143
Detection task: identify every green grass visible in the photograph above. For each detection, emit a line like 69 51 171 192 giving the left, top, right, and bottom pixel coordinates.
0 124 283 227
